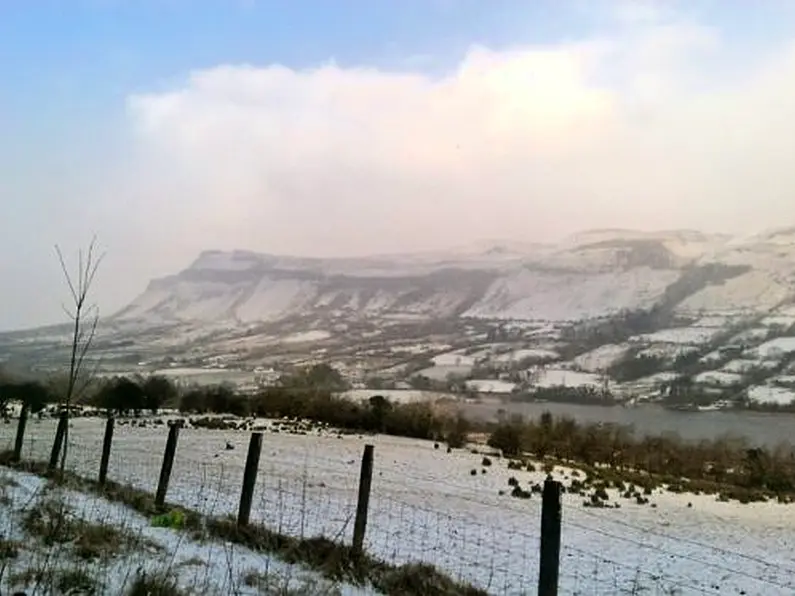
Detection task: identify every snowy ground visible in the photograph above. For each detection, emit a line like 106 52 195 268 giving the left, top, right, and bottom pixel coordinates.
0 466 367 595
533 369 604 389
417 364 474 381
3 419 795 595
492 349 559 364
340 389 447 405
631 327 717 346
465 379 518 394
572 344 629 373
747 384 795 406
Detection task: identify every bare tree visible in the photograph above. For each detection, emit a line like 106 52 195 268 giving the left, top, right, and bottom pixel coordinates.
54 236 104 471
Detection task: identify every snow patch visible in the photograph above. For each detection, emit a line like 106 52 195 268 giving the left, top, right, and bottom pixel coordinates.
572 344 630 372
282 330 331 344
694 371 744 386
465 379 517 394
633 327 716 345
432 351 477 367
748 337 795 359
493 348 559 363
748 385 795 405
464 268 680 322
532 368 605 389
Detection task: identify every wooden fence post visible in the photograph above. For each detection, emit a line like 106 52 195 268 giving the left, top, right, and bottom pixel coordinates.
352 444 374 559
12 403 29 463
98 416 115 486
538 477 562 596
48 411 69 472
237 433 263 527
155 423 180 509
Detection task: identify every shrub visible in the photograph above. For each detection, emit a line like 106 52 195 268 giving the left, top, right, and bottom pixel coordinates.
127 572 184 596
0 537 19 560
487 422 523 457
56 568 98 594
445 414 471 449
151 509 186 530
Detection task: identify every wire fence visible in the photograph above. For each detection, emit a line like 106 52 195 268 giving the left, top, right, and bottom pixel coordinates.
2 415 795 595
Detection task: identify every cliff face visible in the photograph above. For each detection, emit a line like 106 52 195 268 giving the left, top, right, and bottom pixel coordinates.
111 229 795 327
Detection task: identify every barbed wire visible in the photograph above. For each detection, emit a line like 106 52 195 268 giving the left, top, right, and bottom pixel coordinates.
563 517 795 591
571 503 795 576
560 544 722 595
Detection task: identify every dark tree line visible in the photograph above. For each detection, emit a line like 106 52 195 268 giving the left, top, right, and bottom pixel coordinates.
0 380 53 414
172 365 472 447
516 385 616 405
487 412 795 497
91 375 178 416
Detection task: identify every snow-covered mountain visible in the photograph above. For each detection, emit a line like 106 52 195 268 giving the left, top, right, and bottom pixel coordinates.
111 228 795 327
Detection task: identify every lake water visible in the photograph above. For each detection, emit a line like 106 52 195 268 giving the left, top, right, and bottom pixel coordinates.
460 400 795 448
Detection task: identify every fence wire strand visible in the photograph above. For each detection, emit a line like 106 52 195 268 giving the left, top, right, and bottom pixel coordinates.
2 417 795 595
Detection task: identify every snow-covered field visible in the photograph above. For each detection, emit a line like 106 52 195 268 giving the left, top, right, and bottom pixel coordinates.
125 367 259 388
492 348 559 364
747 337 795 360
0 467 367 595
432 351 478 367
693 371 744 387
572 344 629 373
465 379 517 394
417 364 474 381
632 327 717 346
747 385 795 406
341 389 446 404
282 330 333 344
3 419 794 594
721 359 778 374
533 368 604 389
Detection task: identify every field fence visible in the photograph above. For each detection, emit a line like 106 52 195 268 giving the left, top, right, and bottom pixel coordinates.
2 415 795 595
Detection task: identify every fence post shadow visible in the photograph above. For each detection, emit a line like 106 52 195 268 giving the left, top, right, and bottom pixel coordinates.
538 476 562 596
352 443 374 560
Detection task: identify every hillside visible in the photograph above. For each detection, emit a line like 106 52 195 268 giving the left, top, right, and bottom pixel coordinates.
7 227 795 412
114 229 755 326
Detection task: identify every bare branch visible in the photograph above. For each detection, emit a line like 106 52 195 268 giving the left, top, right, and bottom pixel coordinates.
60 303 76 321
74 313 99 374
55 245 79 304
78 248 84 297
74 355 103 401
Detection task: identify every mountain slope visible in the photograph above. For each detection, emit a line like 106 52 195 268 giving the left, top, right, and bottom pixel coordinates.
113 229 778 327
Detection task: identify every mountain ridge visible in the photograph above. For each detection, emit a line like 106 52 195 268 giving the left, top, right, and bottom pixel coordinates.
109 228 789 327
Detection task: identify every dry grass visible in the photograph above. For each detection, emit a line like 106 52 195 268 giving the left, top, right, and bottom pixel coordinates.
0 537 20 561
21 496 159 561
8 565 100 595
241 569 343 595
0 455 488 596
125 570 185 596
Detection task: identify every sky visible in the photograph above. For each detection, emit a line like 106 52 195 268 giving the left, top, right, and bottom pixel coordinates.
2 1 795 330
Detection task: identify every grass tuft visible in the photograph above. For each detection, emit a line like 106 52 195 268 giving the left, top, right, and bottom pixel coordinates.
1 459 487 596
126 570 185 596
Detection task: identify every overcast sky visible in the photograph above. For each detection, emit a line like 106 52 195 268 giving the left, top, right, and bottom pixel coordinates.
2 1 795 330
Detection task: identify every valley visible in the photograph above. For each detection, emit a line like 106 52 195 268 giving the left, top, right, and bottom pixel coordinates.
5 227 795 416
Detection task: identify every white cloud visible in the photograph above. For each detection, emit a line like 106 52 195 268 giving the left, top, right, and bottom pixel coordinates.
124 14 795 259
